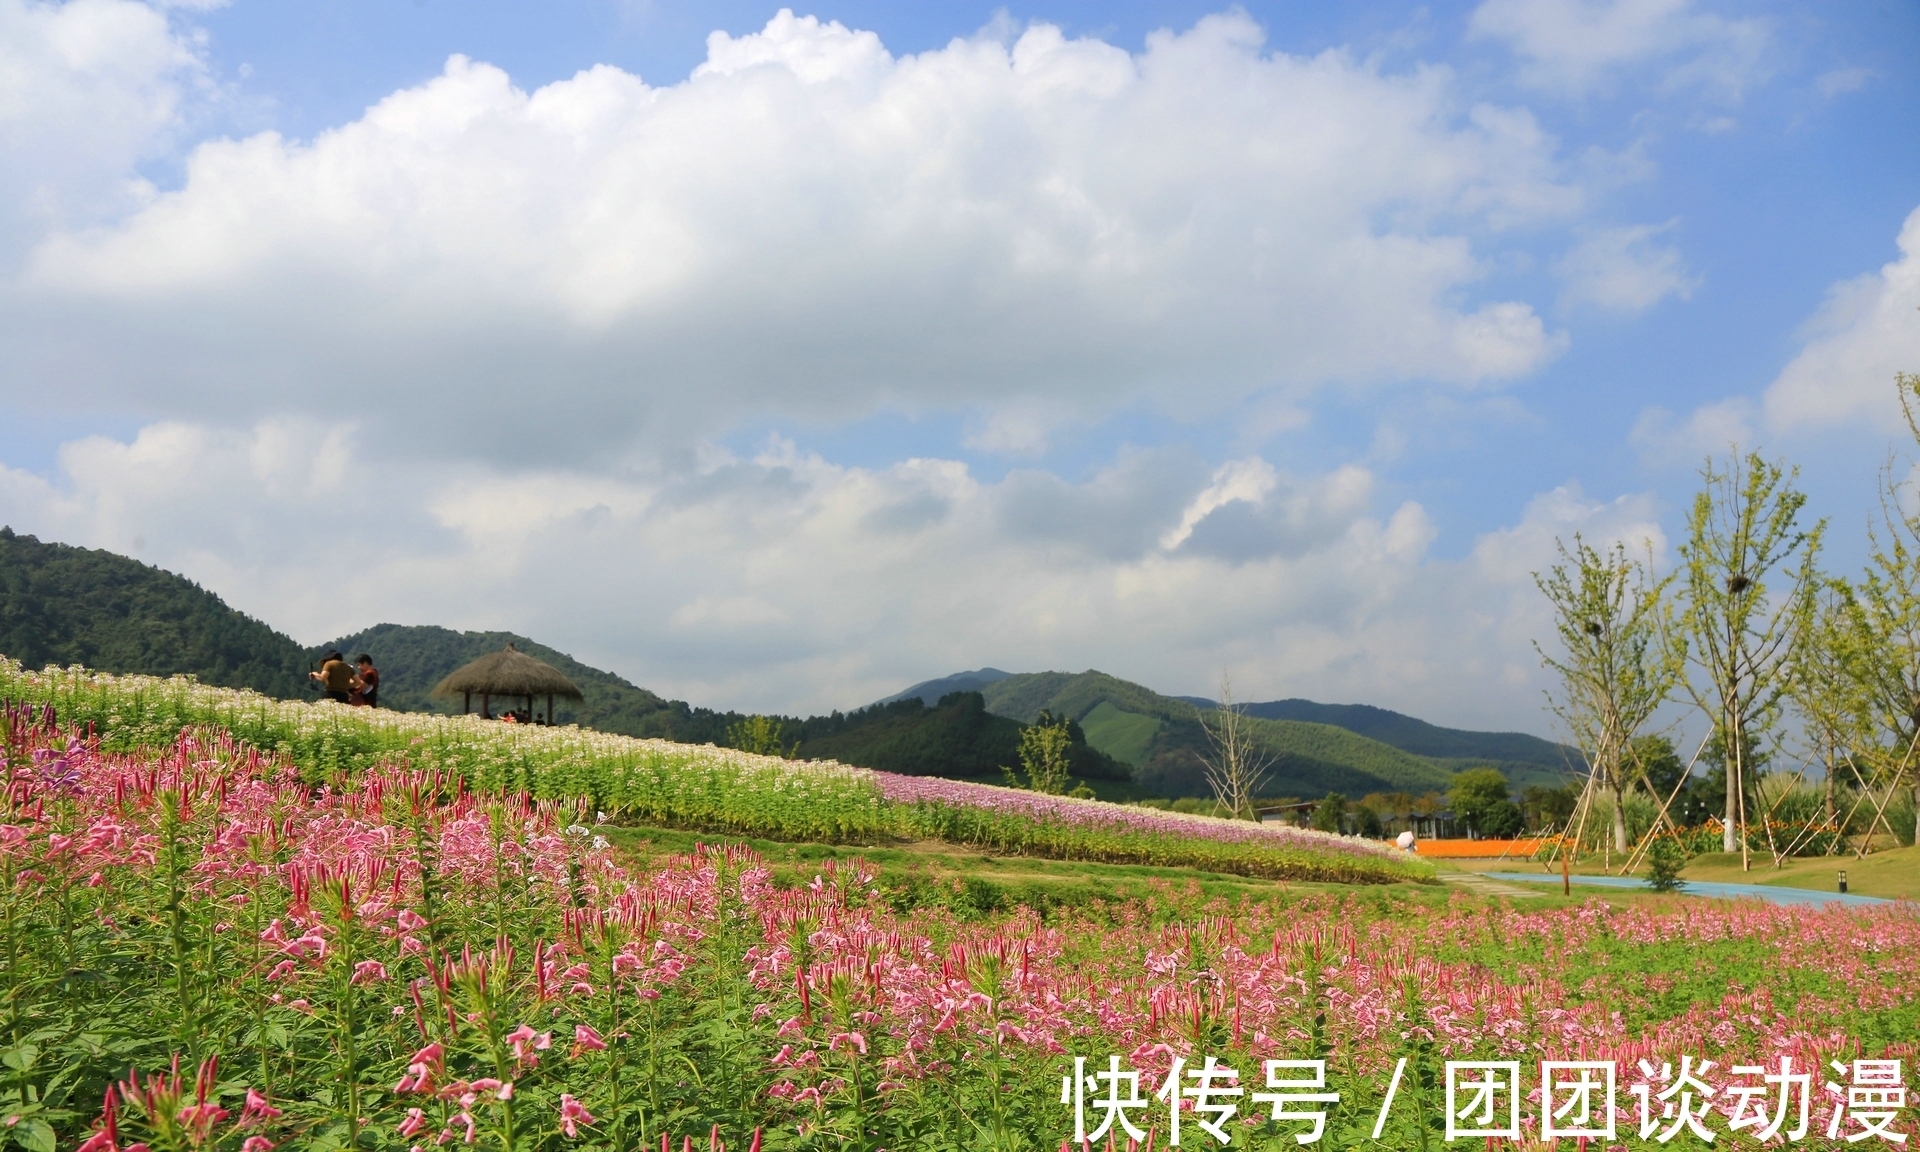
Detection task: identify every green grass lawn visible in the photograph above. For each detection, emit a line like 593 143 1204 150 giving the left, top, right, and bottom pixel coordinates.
1680 845 1918 900
1438 843 1919 900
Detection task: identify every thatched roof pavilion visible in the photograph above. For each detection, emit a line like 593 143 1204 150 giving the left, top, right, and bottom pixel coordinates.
432 643 583 722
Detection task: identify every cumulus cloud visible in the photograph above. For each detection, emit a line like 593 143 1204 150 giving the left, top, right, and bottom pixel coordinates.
1762 205 1920 433
0 417 1653 731
0 0 208 254
1468 0 1768 100
3 9 1577 464
1556 221 1698 313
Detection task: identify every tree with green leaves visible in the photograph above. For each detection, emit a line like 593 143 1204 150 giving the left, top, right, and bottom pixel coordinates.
1819 371 1920 852
1677 452 1824 867
1450 767 1521 838
1534 534 1681 853
1784 581 1861 845
725 714 797 758
1013 711 1072 794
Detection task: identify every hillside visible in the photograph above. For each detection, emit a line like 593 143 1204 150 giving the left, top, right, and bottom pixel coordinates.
317 623 693 735
974 669 1460 800
1223 697 1575 771
0 528 310 697
786 691 1124 780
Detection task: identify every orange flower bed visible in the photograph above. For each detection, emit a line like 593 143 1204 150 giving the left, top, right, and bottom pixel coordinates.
1413 837 1556 858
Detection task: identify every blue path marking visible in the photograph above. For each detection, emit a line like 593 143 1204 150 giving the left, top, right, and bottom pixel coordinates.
1483 872 1894 908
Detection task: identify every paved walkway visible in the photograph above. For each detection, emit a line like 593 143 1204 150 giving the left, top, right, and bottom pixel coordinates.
1436 870 1537 899
1485 872 1893 908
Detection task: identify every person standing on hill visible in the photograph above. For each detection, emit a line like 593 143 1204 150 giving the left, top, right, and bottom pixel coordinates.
349 654 380 707
310 650 354 703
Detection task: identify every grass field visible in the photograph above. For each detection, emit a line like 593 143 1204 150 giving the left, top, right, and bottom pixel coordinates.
1442 844 1920 900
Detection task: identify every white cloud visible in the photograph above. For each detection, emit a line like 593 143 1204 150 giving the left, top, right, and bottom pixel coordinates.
1557 221 1698 313
1629 397 1755 468
1469 0 1768 100
0 0 208 253
1762 204 1920 433
6 10 1575 464
1815 67 1872 99
0 417 1651 732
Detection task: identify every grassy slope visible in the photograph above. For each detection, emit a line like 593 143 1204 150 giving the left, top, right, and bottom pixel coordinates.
981 669 1456 798
0 529 310 697
1447 845 1920 901
1078 701 1161 767
1680 846 1920 901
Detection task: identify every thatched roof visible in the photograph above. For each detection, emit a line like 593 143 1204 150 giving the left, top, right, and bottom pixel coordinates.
432 644 584 699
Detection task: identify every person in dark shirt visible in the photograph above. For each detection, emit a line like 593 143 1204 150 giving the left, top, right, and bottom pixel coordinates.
310 650 354 703
349 654 380 707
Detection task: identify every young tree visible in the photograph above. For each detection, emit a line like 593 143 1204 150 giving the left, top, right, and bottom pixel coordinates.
1197 674 1273 820
1785 582 1861 841
1677 452 1824 867
1825 370 1920 850
1014 712 1073 794
726 715 797 758
1534 535 1680 853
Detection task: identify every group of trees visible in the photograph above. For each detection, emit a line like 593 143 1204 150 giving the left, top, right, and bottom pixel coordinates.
1535 372 1920 868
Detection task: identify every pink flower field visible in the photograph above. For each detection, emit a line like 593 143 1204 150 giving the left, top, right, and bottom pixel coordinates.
1 706 1915 1150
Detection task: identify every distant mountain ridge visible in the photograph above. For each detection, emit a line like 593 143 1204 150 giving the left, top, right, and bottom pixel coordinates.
879 668 1013 706
1190 696 1575 772
882 668 1573 798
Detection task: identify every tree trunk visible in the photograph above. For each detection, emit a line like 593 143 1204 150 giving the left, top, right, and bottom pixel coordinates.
1611 785 1629 854
1722 750 1739 853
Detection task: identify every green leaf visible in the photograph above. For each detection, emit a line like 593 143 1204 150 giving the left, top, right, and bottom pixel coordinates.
0 1044 38 1072
12 1118 55 1152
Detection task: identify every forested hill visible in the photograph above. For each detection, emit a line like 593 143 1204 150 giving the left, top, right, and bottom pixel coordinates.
318 623 683 734
1225 697 1575 771
0 528 310 697
933 668 1569 798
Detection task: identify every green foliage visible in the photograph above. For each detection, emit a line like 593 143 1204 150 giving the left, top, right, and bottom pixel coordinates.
1449 768 1512 836
1520 782 1579 830
1014 712 1072 794
1310 792 1346 833
726 714 795 758
1646 836 1689 891
1534 533 1681 851
0 528 309 697
1678 452 1824 851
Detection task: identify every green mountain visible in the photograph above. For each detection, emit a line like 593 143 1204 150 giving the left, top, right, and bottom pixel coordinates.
970 669 1457 799
956 668 1574 799
0 528 310 697
1219 697 1575 772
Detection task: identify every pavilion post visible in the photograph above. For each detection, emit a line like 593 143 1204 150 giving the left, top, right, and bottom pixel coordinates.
482 692 490 719
546 693 554 724
463 691 471 716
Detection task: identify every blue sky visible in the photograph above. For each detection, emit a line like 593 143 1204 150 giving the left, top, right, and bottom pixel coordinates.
1 0 1917 734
